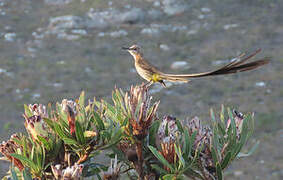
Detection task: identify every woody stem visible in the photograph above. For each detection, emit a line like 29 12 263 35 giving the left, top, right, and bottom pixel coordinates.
136 140 144 180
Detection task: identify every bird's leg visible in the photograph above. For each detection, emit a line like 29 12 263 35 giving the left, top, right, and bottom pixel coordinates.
145 81 154 88
159 80 166 87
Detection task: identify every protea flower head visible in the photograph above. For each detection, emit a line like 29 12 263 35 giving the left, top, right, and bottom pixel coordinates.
61 99 78 135
0 134 24 171
29 104 48 118
24 114 49 141
159 141 177 172
102 155 121 180
125 84 159 140
226 109 245 138
51 163 84 180
61 99 78 116
187 117 212 149
157 115 179 145
187 117 214 173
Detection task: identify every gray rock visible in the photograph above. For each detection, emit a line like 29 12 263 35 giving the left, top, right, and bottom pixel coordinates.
255 81 266 87
170 61 190 70
4 32 16 42
150 24 188 33
119 8 146 23
141 28 160 35
48 15 85 32
71 29 87 35
109 30 128 37
162 0 188 16
57 32 80 40
223 24 239 30
201 7 211 13
159 44 170 51
153 1 161 7
148 9 163 20
98 30 128 38
88 7 145 26
44 0 73 5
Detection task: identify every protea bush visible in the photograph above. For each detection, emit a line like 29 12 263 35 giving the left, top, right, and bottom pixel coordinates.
0 84 258 180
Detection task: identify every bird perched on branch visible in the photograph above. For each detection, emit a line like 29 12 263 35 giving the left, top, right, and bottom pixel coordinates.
122 45 270 87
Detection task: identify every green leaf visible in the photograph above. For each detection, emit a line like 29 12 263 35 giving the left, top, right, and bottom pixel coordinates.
24 104 33 117
210 108 216 123
62 138 78 145
149 120 160 146
10 154 37 171
11 166 19 180
237 141 259 158
216 162 223 180
189 131 197 156
183 129 190 157
75 121 86 144
175 119 184 133
228 108 236 138
174 144 185 169
53 123 67 139
165 123 169 137
148 145 174 172
78 91 85 108
93 111 105 130
211 147 219 165
220 105 225 123
43 118 55 131
221 151 232 169
22 168 33 180
151 164 168 175
162 174 176 180
37 136 50 151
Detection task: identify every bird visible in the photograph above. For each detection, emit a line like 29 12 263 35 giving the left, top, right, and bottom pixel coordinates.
122 44 270 87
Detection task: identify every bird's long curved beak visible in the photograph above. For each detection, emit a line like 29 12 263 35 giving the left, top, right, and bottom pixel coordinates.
122 46 130 50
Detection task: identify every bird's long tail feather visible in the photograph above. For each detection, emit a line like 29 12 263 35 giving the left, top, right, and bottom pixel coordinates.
161 49 270 80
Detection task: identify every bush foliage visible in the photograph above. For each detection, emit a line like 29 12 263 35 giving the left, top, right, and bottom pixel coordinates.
0 84 258 180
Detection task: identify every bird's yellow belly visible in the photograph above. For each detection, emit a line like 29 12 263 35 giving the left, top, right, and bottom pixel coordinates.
135 65 161 82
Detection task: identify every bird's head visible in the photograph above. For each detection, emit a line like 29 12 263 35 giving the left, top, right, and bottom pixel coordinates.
122 44 142 58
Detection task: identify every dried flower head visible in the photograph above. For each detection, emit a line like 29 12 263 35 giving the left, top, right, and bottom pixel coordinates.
159 141 177 172
51 163 84 180
125 84 159 140
61 99 78 135
24 114 49 141
157 116 179 144
61 99 78 116
0 134 24 171
102 155 121 180
187 117 214 174
29 104 48 118
225 109 245 138
187 117 212 149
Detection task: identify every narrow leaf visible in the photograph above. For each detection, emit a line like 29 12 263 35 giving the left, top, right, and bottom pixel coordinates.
78 91 85 108
148 145 174 172
22 168 33 180
216 163 223 180
62 138 78 145
75 121 86 144
10 154 37 171
221 151 232 169
11 166 19 180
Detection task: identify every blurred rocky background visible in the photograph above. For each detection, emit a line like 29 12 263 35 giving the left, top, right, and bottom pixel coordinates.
0 0 282 179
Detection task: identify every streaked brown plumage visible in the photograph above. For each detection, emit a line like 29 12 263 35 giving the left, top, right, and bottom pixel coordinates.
122 45 270 87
